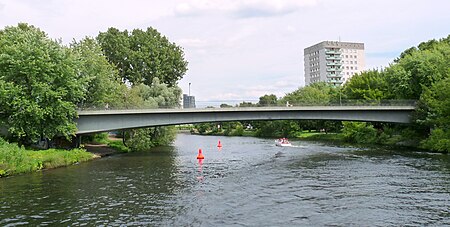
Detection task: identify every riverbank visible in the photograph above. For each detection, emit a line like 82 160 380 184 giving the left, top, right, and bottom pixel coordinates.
190 130 432 152
0 138 95 178
0 134 132 178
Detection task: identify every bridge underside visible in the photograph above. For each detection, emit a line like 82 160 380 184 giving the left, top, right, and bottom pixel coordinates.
75 107 414 134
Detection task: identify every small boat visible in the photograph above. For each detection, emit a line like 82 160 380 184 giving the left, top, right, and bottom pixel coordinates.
275 138 292 147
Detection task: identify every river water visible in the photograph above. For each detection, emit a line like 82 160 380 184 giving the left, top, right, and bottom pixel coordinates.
1 133 449 226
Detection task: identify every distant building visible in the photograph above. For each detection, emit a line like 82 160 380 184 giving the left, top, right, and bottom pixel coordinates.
304 41 365 86
183 94 196 108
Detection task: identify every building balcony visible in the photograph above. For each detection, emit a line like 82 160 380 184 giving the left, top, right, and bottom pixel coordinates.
326 56 342 60
326 67 343 72
326 62 342 66
325 50 342 55
326 73 342 78
328 79 344 84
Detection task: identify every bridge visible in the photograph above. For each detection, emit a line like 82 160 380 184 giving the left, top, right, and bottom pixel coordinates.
75 105 416 134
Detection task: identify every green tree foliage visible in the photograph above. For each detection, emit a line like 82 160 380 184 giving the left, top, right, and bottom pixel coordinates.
125 126 177 152
97 27 186 151
114 78 182 109
341 35 450 152
231 122 244 136
395 35 450 62
386 37 450 99
121 78 182 151
239 101 256 107
195 123 213 134
342 70 392 100
258 94 277 106
220 103 233 108
70 37 125 109
249 83 340 138
394 36 450 152
0 23 84 143
254 120 301 138
97 27 188 87
281 82 339 105
418 77 450 152
342 122 377 144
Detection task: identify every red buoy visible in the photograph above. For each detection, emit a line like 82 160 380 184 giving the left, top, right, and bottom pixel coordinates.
217 140 222 148
197 149 204 159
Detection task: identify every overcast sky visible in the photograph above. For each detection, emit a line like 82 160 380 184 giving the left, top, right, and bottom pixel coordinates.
1 0 449 105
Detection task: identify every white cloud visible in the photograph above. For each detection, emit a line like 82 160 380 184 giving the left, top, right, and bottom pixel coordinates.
176 38 210 48
2 0 450 103
173 0 317 18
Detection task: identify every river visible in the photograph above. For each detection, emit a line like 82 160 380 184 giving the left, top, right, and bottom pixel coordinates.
1 133 449 226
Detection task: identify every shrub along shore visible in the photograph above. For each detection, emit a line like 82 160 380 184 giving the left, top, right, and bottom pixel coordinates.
189 127 424 151
0 137 95 177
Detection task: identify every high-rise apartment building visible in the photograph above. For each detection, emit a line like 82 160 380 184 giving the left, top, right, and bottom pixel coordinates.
183 94 196 108
304 41 365 86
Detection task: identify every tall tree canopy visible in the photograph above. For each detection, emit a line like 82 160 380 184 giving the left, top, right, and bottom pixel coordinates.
71 37 125 109
418 77 450 152
97 27 188 87
386 37 450 99
342 69 392 100
281 82 338 105
258 94 278 106
0 23 85 142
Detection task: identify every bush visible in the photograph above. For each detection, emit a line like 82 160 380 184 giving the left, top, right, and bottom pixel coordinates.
108 140 130 153
231 123 244 136
342 122 378 144
420 128 450 153
0 137 94 177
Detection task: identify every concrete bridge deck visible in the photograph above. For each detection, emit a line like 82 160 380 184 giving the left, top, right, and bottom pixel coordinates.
75 106 416 134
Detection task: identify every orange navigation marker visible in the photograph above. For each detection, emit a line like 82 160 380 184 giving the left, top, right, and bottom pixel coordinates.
217 140 222 148
197 148 204 159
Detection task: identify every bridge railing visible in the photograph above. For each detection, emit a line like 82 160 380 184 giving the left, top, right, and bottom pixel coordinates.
77 100 417 111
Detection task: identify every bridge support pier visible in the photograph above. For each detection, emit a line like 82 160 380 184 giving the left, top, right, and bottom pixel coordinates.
72 135 82 148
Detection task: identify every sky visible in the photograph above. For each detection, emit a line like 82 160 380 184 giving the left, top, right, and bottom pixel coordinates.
1 0 449 106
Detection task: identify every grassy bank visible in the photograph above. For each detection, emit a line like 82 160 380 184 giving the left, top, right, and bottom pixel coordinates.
295 130 427 152
0 138 95 178
190 130 257 137
88 133 130 153
296 132 343 141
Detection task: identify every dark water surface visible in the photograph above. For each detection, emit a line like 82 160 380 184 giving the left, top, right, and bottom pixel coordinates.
1 133 449 226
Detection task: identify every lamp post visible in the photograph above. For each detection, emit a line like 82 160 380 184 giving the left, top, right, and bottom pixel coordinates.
189 82 191 96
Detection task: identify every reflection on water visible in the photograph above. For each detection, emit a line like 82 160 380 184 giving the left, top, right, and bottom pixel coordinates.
1 133 449 226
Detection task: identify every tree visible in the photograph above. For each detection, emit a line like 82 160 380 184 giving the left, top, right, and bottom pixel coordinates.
342 69 393 101
386 39 450 99
418 77 450 152
220 103 233 108
281 82 338 105
258 94 277 106
97 27 187 151
342 122 377 144
97 27 188 87
70 37 125 109
122 78 182 150
0 23 84 143
395 35 450 62
238 101 256 107
253 120 301 138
